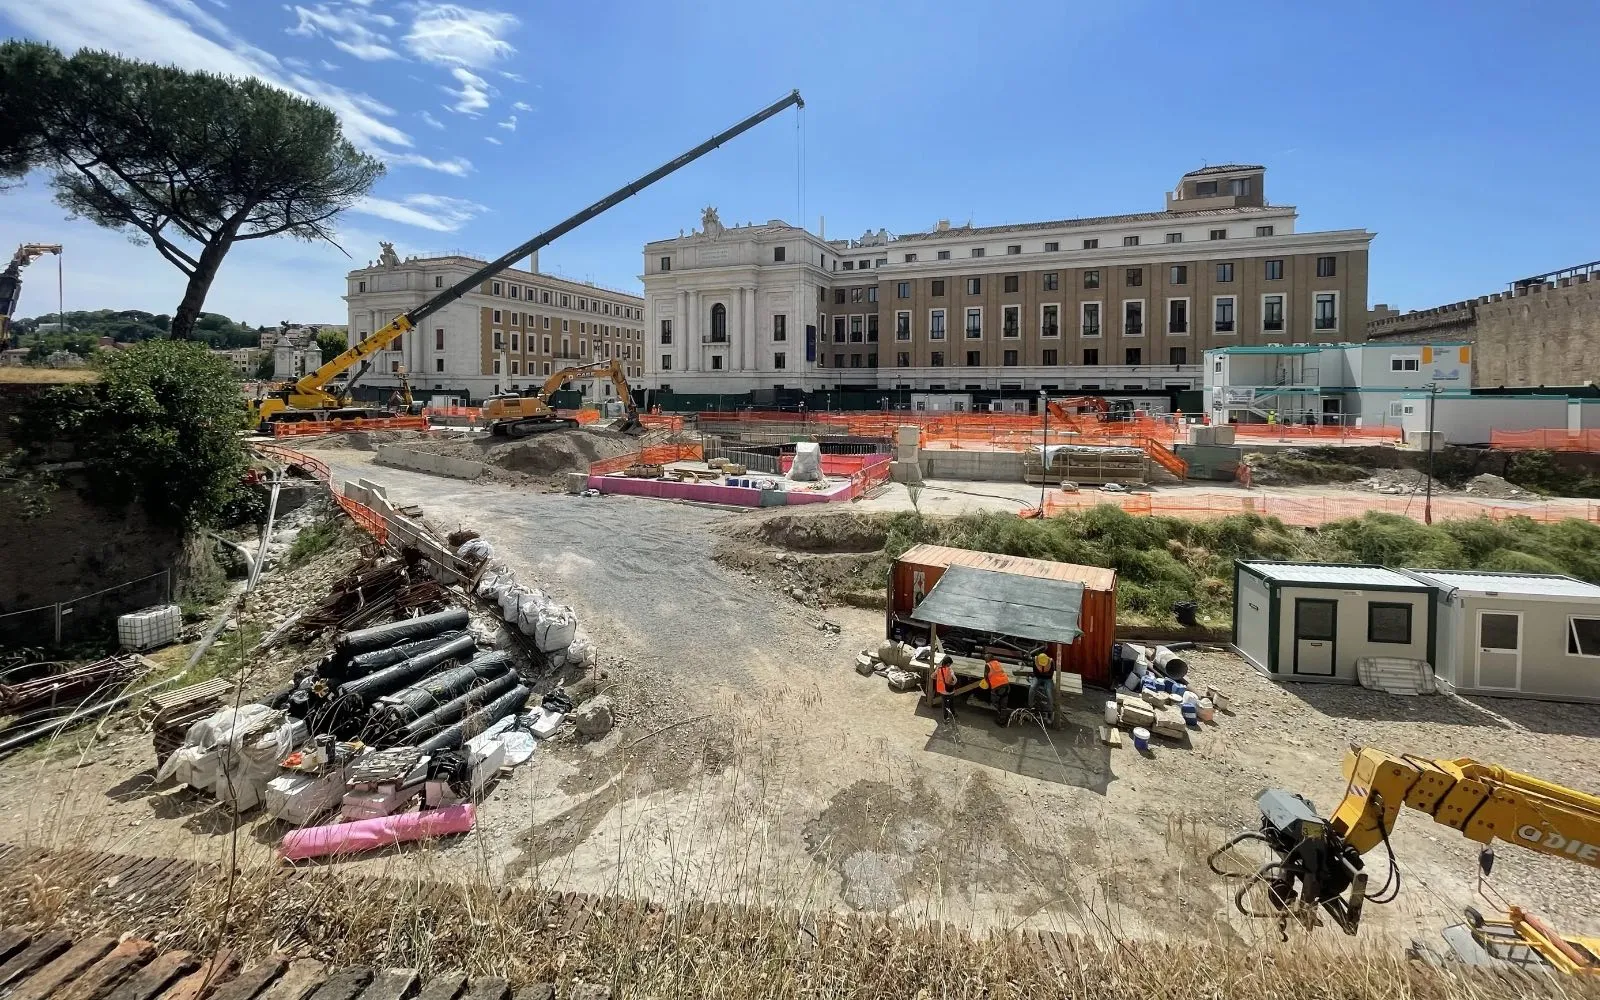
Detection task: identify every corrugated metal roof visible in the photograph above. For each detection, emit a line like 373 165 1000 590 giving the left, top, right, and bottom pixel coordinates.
1404 570 1600 599
898 544 1117 592
1241 561 1426 589
912 566 1084 643
1183 164 1265 177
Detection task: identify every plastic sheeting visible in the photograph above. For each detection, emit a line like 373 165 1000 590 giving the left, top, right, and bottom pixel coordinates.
336 632 477 706
788 441 823 482
372 657 512 728
417 685 530 754
457 538 494 562
339 631 465 679
395 670 522 745
335 608 469 658
280 803 475 860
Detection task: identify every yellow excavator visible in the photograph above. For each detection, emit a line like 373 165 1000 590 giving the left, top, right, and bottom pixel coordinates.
481 359 640 437
250 89 804 433
1211 745 1600 976
0 243 63 347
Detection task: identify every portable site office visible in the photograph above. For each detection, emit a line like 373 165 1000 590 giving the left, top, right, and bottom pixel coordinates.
1232 560 1434 683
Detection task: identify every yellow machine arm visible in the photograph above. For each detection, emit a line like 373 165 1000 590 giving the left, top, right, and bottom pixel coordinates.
0 243 63 345
538 359 636 414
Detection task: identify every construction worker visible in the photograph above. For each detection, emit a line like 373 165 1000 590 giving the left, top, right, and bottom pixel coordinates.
986 658 1012 726
933 654 958 724
1030 651 1056 721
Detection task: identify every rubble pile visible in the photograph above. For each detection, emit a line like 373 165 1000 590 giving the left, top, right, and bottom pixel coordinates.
1461 473 1536 501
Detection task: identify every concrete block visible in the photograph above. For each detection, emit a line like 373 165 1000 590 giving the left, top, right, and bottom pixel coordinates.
413 972 468 1000
889 460 923 485
565 472 589 494
354 970 420 1000
375 445 483 480
306 967 372 1000
1117 703 1157 729
459 978 510 1000
897 425 920 447
854 653 876 676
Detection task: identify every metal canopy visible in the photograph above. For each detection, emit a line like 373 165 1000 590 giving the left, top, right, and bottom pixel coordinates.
911 566 1084 643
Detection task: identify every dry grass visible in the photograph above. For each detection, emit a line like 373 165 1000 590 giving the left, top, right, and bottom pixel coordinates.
0 367 99 384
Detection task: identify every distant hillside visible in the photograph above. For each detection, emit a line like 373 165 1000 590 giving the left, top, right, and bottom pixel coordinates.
9 309 264 354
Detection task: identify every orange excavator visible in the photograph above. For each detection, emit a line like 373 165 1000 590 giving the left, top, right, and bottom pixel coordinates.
481 359 640 437
1045 395 1134 425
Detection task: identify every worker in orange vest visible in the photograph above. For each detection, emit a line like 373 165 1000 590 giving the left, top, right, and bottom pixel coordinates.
933 654 957 724
985 658 1011 726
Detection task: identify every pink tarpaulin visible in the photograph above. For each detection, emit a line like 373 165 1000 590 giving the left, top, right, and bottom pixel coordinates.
280 804 475 861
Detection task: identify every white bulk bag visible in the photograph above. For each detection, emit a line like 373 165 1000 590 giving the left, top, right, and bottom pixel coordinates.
534 605 578 653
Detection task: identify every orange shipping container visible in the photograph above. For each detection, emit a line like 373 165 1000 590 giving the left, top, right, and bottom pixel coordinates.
886 544 1117 687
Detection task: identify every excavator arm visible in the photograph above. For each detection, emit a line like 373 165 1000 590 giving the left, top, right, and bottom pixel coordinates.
537 359 639 429
1211 745 1600 975
0 244 63 347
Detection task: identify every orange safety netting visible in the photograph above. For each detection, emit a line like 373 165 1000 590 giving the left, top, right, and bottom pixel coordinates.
556 408 603 425
638 414 685 432
1230 424 1402 442
424 406 482 419
271 415 430 437
1029 490 1600 527
589 442 705 476
1490 429 1600 453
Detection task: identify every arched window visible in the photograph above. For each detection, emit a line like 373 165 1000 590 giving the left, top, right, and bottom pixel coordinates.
710 303 727 342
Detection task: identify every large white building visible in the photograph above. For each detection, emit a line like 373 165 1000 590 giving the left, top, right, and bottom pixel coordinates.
641 167 1373 397
343 245 645 404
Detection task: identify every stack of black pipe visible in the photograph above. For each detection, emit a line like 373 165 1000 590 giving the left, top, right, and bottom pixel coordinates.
393 669 522 746
366 651 515 743
416 684 530 755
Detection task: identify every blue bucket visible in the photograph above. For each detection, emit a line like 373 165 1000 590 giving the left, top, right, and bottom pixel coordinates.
1131 726 1151 752
1181 702 1200 728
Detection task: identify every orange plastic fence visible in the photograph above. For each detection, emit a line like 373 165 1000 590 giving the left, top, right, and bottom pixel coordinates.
557 408 602 425
271 415 430 437
639 414 685 432
1490 429 1600 453
1140 437 1189 478
1034 491 1600 527
589 442 704 476
424 406 482 420
252 443 388 544
1230 424 1402 442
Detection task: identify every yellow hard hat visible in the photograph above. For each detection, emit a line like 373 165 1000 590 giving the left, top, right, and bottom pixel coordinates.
1035 653 1050 667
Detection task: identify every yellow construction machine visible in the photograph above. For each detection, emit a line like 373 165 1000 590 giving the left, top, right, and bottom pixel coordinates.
250 89 804 433
1211 745 1600 976
0 243 63 347
481 359 640 437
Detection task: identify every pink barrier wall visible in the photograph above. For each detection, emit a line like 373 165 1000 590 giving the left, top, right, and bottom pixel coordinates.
589 475 765 506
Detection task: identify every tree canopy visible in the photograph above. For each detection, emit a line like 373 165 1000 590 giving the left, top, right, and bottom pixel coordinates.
10 309 262 350
0 41 383 340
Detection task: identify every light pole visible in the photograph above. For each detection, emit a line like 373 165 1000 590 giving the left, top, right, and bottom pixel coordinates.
1039 389 1049 513
1423 381 1438 525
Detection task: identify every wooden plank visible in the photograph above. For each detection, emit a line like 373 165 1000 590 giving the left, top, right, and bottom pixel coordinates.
0 931 73 989
56 938 156 1000
456 978 509 1000
510 987 553 1000
411 971 467 1000
0 928 33 965
8 936 118 1000
307 968 372 1000
208 960 289 1000
256 959 326 1000
149 950 235 1000
107 950 200 1000
352 968 418 1000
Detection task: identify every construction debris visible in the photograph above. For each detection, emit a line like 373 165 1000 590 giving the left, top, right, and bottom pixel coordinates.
0 656 138 715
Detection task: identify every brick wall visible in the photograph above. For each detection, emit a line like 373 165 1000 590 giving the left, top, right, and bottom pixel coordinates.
1367 275 1600 387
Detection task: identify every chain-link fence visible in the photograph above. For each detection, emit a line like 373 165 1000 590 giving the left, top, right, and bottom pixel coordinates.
0 569 173 650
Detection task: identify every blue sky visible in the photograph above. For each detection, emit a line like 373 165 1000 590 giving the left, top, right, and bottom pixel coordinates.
1 0 1596 326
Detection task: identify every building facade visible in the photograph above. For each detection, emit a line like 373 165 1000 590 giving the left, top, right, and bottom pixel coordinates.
344 248 645 404
1203 342 1472 427
641 166 1373 397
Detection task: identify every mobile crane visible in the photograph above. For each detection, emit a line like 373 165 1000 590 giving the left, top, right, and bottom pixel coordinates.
252 89 805 431
1210 744 1600 976
481 358 639 437
0 243 63 348
1045 395 1135 425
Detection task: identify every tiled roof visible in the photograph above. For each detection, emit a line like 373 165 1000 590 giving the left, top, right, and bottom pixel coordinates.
1183 164 1266 177
891 204 1288 243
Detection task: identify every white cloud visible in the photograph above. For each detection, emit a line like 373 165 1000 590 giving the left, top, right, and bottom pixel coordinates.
497 70 523 82
511 100 531 111
287 3 397 61
284 55 311 70
496 114 516 132
442 66 492 115
483 136 501 145
418 110 444 129
319 58 340 70
386 152 472 176
403 3 516 68
352 193 486 232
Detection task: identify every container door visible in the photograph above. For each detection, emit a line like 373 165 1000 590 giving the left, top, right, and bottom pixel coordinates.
1474 610 1522 691
1293 599 1337 676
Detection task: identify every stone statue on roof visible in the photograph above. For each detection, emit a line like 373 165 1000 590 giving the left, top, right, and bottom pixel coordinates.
378 241 400 267
701 206 724 237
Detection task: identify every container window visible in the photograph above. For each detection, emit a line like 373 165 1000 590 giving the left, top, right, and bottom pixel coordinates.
1569 616 1600 656
1367 602 1412 644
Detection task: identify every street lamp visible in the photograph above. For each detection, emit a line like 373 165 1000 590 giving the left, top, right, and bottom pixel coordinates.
1039 389 1049 513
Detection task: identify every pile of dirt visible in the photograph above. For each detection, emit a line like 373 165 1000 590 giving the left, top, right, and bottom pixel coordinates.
409 428 639 479
1356 468 1437 495
729 510 891 553
1241 450 1369 486
1461 472 1538 501
299 429 430 451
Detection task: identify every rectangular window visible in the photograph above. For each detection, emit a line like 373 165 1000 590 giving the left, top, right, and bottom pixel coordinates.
493 330 504 349
1317 255 1337 277
833 353 844 368
1195 180 1218 197
1170 265 1187 284
897 281 910 299
931 351 945 367
904 253 918 262
1169 347 1187 365
1368 603 1413 644
1315 292 1338 330
773 314 786 341
1216 262 1234 282
971 248 985 258
834 316 846 342
1002 305 1020 338
579 340 588 356
868 315 879 342
1209 229 1227 241
1083 349 1099 365
773 246 786 262
965 350 981 367
930 309 946 340
1168 299 1188 334
511 332 520 351
542 291 551 304
1082 239 1099 249
660 256 672 271
561 294 570 307
1229 178 1250 196
1125 268 1143 287
1391 357 1420 372
1255 225 1275 237
1265 259 1283 280
773 351 786 369
1214 296 1236 333
435 328 445 350
1123 300 1143 336
1122 235 1140 247
966 277 981 295
1125 347 1142 365
851 287 863 303
492 359 502 374
1003 349 1018 366
434 275 443 289
511 312 521 327
1045 241 1059 252
492 281 502 295
896 351 910 367
1263 294 1285 332
835 289 846 304
1043 272 1059 291
937 250 951 260
1165 232 1183 244
842 261 854 271
1004 275 1019 293
435 358 445 372
895 311 911 340
850 354 862 368
1042 348 1058 365
545 362 552 375
510 286 519 299
543 336 551 352
930 279 945 296
1082 302 1101 337
492 309 502 324
510 360 520 374
868 286 878 303
1083 270 1100 290
1569 617 1600 656
850 316 863 342
1041 305 1059 338
660 319 672 344
711 355 723 370
1007 244 1021 255
965 308 982 338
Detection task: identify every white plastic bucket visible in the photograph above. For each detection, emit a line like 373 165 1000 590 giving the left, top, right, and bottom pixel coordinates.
1104 701 1119 725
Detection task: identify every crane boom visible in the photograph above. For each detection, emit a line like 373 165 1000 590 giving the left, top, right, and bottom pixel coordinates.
259 89 804 424
0 244 63 347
